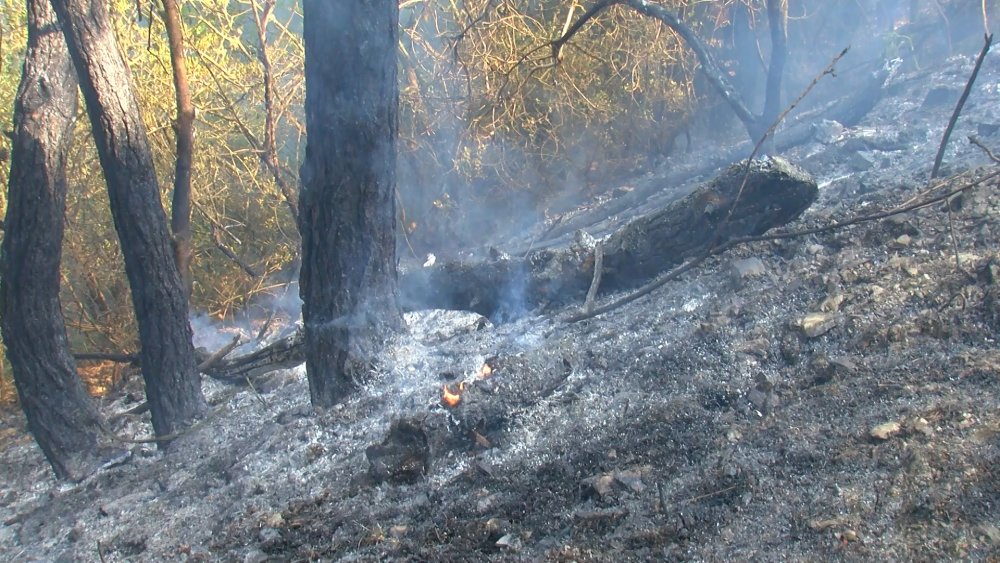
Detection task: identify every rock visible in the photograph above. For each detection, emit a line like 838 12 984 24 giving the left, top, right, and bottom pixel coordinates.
730 257 767 287
870 420 902 440
908 417 933 437
582 474 616 499
496 533 522 550
890 234 912 248
845 150 875 171
614 470 645 493
748 374 778 416
813 119 845 144
798 313 839 337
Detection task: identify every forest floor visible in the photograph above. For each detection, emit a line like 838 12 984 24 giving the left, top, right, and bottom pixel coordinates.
2 52 1000 561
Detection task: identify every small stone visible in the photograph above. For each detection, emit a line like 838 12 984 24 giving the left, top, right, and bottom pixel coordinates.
828 356 857 372
799 313 839 337
839 529 859 542
730 257 767 286
909 417 933 437
813 119 845 143
496 533 522 550
819 293 845 313
389 525 408 538
892 234 912 247
870 420 902 440
258 526 281 544
614 470 645 493
582 474 615 498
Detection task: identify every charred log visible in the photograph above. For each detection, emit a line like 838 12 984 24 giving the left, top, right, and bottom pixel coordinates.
201 329 304 383
205 158 816 381
401 157 818 319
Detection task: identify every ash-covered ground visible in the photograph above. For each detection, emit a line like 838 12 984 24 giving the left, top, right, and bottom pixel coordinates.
2 52 1000 562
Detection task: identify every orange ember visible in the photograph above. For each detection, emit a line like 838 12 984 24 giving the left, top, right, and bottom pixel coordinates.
441 382 464 407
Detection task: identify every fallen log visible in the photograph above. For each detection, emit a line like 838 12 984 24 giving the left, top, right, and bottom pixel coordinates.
204 157 817 381
400 157 818 319
201 328 304 383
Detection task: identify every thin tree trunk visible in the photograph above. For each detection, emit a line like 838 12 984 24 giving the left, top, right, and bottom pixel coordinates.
50 0 205 439
300 0 403 408
0 0 123 480
251 0 298 223
160 0 196 302
756 0 788 145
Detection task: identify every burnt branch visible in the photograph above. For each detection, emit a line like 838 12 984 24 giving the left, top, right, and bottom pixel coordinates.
931 33 993 179
73 352 140 365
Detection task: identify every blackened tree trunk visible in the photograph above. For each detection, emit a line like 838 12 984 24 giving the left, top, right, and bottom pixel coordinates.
0 0 123 480
300 0 403 407
754 0 788 146
50 0 205 438
161 0 196 302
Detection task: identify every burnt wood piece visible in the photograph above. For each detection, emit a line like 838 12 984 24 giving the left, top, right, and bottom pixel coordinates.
201 329 304 383
401 157 818 319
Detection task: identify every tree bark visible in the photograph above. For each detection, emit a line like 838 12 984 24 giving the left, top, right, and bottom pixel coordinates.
300 0 404 407
50 0 205 439
0 0 123 481
160 0 196 302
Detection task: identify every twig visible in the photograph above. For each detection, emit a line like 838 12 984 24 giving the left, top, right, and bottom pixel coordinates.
668 484 739 508
583 242 604 313
73 352 139 364
198 335 241 371
969 135 1000 163
256 310 275 341
211 225 260 278
245 376 268 407
931 33 993 179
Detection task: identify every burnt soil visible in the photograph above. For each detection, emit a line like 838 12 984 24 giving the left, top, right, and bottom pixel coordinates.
2 53 1000 561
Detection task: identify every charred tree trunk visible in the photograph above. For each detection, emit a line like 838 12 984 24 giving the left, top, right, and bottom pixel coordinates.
50 0 205 439
160 0 196 302
0 0 123 480
299 0 404 407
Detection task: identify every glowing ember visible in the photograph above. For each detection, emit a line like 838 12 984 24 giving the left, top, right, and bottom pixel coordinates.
441 383 464 407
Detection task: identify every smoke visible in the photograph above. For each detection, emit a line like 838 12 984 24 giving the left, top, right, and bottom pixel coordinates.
190 282 302 353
